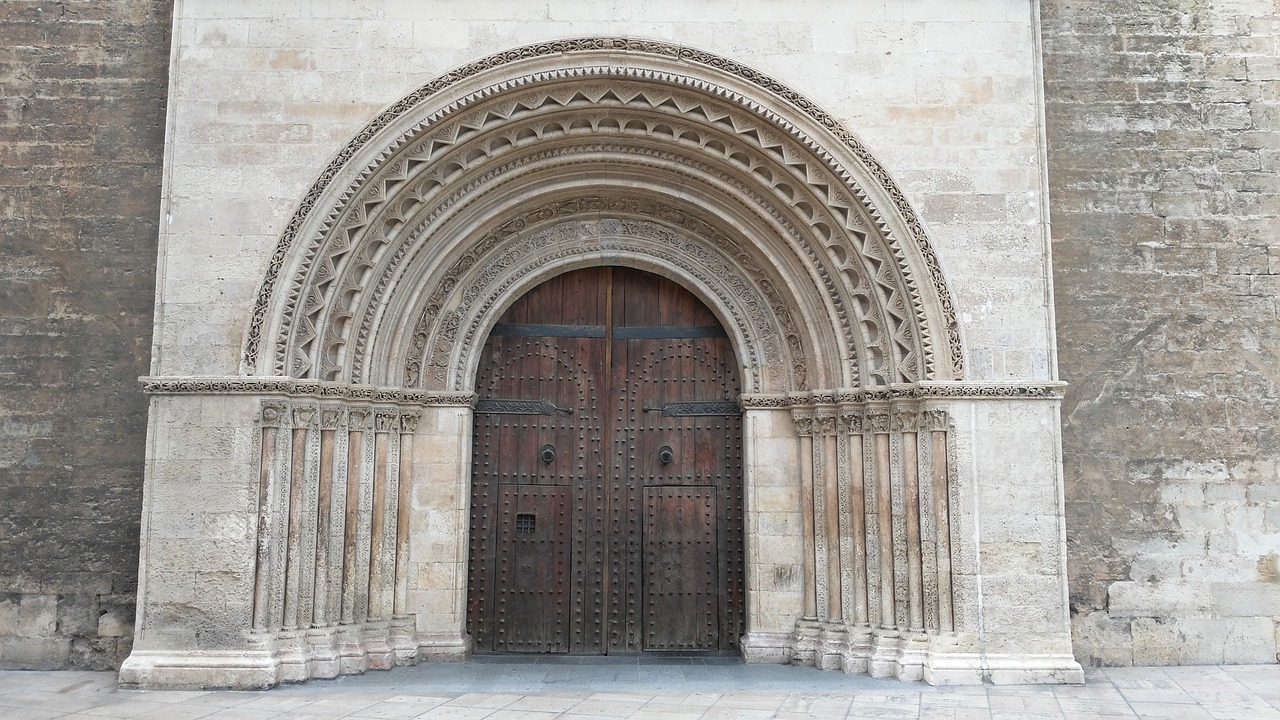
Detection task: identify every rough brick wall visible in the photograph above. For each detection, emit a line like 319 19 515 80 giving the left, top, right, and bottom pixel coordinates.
1042 0 1280 665
0 0 170 669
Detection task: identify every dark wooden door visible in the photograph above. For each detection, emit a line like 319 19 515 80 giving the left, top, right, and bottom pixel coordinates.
468 267 744 654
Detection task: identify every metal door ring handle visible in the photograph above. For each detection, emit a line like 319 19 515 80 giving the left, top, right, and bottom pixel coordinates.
659 445 673 464
540 444 555 464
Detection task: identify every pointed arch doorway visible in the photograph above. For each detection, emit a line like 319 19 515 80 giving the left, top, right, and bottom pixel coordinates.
466 267 745 655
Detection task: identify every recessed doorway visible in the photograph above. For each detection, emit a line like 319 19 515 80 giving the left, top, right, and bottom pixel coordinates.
466 267 745 654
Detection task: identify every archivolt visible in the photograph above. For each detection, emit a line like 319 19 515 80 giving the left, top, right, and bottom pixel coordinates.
393 210 801 394
246 38 963 392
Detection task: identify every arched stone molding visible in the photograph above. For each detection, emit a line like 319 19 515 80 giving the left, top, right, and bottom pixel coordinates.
380 202 824 395
391 214 792 393
244 38 964 391
124 37 1084 691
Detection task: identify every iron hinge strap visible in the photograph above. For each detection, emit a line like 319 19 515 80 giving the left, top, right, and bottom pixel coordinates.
474 399 574 415
642 401 742 416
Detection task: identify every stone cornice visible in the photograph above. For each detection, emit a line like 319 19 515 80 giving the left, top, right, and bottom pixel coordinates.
740 382 1066 407
144 377 1059 406
139 376 477 406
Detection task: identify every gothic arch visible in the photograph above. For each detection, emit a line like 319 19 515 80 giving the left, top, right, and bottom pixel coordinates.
244 38 964 392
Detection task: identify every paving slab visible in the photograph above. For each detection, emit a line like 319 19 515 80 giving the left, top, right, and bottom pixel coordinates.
0 661 1277 719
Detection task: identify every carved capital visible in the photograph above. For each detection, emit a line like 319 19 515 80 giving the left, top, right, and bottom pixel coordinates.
840 409 864 434
292 407 317 428
347 409 372 430
319 407 344 431
260 402 287 428
815 409 839 436
792 408 816 437
919 408 950 432
399 413 421 434
374 412 399 433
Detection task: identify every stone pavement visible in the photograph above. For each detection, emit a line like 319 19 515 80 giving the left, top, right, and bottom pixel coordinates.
1 658 1277 719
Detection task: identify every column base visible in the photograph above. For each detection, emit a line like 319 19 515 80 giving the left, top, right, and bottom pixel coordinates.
785 620 1084 686
740 631 794 664
119 650 281 690
118 625 474 690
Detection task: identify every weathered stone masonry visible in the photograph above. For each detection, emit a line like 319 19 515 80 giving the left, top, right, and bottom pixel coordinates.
0 0 1277 675
118 20 1081 684
0 0 171 670
1043 0 1280 665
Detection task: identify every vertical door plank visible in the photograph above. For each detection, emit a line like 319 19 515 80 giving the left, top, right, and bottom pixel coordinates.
643 486 718 650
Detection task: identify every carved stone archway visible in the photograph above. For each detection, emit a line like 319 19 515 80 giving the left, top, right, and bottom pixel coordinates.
244 38 964 390
122 39 1082 689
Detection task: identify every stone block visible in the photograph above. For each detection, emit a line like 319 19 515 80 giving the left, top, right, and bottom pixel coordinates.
1204 483 1247 503
755 511 801 537
413 562 462 592
758 563 803 593
752 590 803 620
1130 616 1277 665
980 541 1057 575
756 536 802 567
1070 611 1135 667
0 637 71 670
97 610 132 639
1108 581 1214 617
1210 582 1280 617
752 486 800 513
1180 554 1269 583
1247 483 1280 502
56 595 99 637
16 594 57 637
405 588 460 618
0 595 20 637
1159 481 1206 505
983 574 1069 616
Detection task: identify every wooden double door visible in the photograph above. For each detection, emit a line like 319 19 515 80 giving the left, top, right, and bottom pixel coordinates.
467 267 744 654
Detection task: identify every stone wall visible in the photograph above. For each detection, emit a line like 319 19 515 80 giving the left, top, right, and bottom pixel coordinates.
1042 0 1280 665
1 0 1277 674
123 2 1079 688
0 1 171 669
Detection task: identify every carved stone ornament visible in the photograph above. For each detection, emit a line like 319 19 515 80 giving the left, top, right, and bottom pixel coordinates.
319 407 345 430
738 393 792 408
728 384 1066 409
794 418 816 437
139 377 478 406
919 409 951 432
292 407 317 428
891 411 918 433
374 412 399 434
243 38 965 394
404 215 798 393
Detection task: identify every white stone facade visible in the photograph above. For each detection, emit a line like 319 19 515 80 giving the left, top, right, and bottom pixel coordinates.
122 0 1082 688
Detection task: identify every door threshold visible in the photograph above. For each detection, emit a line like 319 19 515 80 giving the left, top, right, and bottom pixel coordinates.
469 653 744 666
